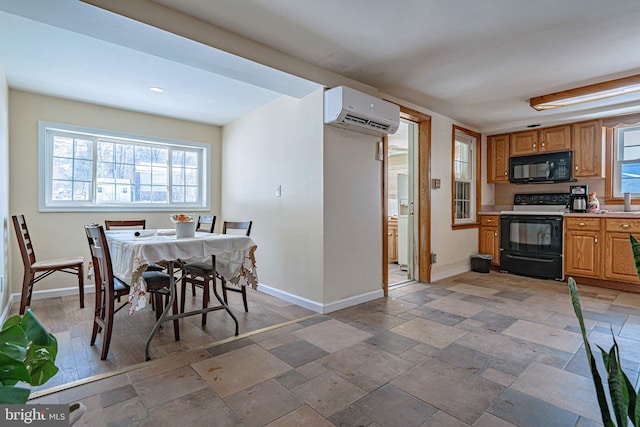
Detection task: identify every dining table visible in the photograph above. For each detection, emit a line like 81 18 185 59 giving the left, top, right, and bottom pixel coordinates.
104 228 258 360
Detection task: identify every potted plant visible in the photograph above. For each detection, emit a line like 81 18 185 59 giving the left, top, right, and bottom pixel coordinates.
568 234 640 426
0 308 58 404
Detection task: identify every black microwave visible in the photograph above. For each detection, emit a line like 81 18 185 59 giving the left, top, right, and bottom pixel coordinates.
509 150 573 184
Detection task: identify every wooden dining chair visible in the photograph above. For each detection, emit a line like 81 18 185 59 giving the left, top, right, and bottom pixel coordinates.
196 215 216 233
12 214 84 315
104 219 146 230
85 224 179 360
218 221 253 311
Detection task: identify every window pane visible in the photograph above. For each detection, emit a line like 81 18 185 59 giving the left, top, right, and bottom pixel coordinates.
621 163 640 194
41 122 208 210
621 128 640 161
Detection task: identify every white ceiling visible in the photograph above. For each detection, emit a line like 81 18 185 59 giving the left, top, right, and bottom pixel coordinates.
2 0 640 134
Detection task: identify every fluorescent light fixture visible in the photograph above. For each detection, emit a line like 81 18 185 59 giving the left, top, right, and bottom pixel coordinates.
149 87 164 93
530 74 640 111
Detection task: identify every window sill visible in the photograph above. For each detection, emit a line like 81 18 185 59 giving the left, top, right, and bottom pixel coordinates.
452 222 480 230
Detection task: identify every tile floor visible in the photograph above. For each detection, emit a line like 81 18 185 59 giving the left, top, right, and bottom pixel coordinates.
29 271 640 426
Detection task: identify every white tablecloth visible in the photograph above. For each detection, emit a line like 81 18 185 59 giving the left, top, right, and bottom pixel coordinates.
105 230 258 314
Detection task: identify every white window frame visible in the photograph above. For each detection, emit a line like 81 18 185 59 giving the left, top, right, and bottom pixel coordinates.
613 125 640 197
38 121 211 212
452 128 478 226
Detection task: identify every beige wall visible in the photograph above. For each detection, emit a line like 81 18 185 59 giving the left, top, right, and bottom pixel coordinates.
8 90 221 297
323 126 384 304
222 90 325 304
0 67 8 314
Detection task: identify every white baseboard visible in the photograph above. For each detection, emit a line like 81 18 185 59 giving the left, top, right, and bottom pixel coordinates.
430 262 470 282
256 283 384 314
8 285 95 306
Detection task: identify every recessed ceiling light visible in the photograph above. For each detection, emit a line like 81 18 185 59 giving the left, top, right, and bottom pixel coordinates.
149 87 164 93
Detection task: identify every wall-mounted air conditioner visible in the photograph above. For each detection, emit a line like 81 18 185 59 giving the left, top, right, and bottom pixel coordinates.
324 86 400 136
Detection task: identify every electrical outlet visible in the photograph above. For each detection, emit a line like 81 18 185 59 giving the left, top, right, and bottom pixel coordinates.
430 253 437 264
275 185 281 197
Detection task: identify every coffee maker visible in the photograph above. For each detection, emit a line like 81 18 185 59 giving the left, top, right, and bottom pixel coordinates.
569 185 588 213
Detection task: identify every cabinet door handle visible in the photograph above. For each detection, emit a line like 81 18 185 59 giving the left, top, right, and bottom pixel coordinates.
494 232 498 237
388 233 392 236
486 219 493 223
575 165 579 171
619 224 633 229
595 236 598 245
578 222 587 226
504 171 507 176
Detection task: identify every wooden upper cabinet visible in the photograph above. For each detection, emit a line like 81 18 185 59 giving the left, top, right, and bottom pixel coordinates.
510 130 539 156
487 133 509 183
539 124 572 152
572 120 604 178
510 125 572 156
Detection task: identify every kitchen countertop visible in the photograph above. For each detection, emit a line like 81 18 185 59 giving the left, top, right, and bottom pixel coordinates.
479 210 640 218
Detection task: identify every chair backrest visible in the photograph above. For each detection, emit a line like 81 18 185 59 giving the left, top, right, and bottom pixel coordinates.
85 224 116 305
12 215 37 268
222 220 252 236
104 220 146 230
196 215 216 233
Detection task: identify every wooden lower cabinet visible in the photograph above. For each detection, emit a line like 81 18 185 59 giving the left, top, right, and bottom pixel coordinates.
565 216 640 287
603 217 640 284
388 218 398 262
565 217 602 278
479 215 500 266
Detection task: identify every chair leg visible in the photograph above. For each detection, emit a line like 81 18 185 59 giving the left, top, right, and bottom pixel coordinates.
78 263 85 309
172 293 180 341
19 271 34 315
90 289 103 346
180 280 187 314
202 277 210 327
100 299 114 361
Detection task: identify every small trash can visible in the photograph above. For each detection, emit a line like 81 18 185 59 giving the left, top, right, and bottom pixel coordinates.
470 254 492 273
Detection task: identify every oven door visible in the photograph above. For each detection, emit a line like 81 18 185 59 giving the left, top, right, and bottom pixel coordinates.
500 214 564 280
500 214 563 255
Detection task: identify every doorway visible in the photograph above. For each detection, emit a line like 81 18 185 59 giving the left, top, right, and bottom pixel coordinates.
387 119 417 286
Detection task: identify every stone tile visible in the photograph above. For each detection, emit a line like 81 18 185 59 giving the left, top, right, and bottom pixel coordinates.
56 373 131 403
413 306 467 326
390 317 468 349
399 348 430 363
206 337 255 357
100 384 137 407
269 340 329 368
292 319 373 353
132 365 207 408
364 330 420 355
502 319 583 353
291 371 367 417
474 412 517 427
432 343 503 376
224 379 302 427
102 396 147 426
329 404 376 426
391 357 503 425
267 405 334 427
488 388 579 427
320 342 415 392
297 316 331 327
460 294 503 308
147 388 241 427
421 410 470 426
510 362 601 422
494 289 532 301
191 344 290 398
480 368 516 387
127 350 212 383
425 294 485 317
349 384 437 426
612 292 640 308
448 283 500 297
274 369 309 390
256 332 301 351
296 360 328 379
620 314 640 339
589 330 640 362
471 310 517 333
396 292 435 305
455 330 537 374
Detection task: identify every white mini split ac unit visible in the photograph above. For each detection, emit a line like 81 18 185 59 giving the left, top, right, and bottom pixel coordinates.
324 86 400 136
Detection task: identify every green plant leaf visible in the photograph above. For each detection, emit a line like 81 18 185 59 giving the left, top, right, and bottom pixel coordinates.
1 315 22 330
0 325 28 361
0 384 31 404
603 340 629 427
568 278 615 427
635 393 640 426
0 354 30 385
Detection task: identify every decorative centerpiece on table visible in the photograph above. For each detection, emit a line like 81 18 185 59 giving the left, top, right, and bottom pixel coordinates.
170 213 196 238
